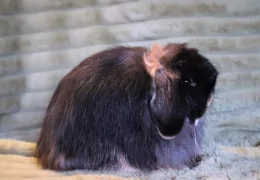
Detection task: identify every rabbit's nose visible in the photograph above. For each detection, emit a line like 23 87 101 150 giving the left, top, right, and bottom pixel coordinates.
207 94 214 107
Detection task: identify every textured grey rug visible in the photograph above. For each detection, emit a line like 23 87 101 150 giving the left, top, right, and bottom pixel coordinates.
1 114 259 180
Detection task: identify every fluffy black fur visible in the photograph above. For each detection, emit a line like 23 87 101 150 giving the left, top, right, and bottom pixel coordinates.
35 43 218 172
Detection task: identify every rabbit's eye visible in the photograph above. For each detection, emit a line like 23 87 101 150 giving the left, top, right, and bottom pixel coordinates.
184 78 196 87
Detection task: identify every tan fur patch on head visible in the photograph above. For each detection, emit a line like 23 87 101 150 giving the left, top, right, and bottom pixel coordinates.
143 43 165 77
143 43 187 78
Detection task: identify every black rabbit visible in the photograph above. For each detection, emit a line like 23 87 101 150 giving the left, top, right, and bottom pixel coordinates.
35 43 218 172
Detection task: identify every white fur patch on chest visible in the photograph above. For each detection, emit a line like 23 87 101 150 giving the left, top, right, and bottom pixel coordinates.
156 127 176 140
156 118 201 141
194 118 200 126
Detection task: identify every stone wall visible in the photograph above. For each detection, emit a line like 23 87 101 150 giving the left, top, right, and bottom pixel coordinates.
0 0 260 143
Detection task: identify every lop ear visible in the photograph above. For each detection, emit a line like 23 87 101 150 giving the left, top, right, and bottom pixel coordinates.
144 43 187 139
149 72 186 139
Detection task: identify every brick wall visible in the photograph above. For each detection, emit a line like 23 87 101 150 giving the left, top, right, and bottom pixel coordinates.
0 0 260 142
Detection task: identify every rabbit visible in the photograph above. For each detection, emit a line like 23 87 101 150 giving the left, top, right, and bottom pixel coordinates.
35 43 218 172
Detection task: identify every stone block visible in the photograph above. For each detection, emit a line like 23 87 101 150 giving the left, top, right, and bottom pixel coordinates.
0 111 44 132
0 0 95 14
0 75 26 96
0 7 98 36
100 1 151 24
148 0 260 18
237 36 260 52
219 36 260 53
0 128 40 142
0 26 114 55
216 71 260 91
1 16 259 55
212 88 260 113
0 70 69 96
20 91 53 110
208 54 260 72
96 0 135 5
0 45 110 75
0 0 19 14
0 57 21 75
108 17 260 42
0 96 20 114
100 0 260 24
26 69 69 91
2 0 260 16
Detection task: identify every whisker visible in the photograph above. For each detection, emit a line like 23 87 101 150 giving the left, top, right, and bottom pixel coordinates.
193 127 199 158
213 97 233 105
213 96 225 100
197 129 204 142
214 89 227 93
